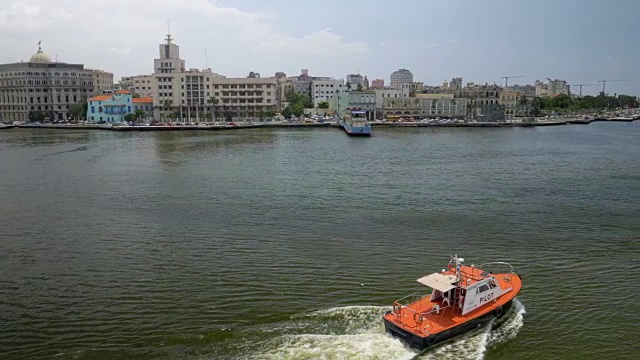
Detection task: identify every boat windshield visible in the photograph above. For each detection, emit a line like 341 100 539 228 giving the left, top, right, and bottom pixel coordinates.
350 111 366 119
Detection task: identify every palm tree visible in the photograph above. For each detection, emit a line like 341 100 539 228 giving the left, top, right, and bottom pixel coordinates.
207 95 219 123
531 97 541 117
162 99 173 121
518 96 529 116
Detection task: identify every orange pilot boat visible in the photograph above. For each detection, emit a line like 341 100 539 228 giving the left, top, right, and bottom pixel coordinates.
383 255 522 350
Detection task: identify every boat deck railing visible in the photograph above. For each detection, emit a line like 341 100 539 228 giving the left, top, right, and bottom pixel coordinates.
392 293 433 332
477 262 514 276
393 292 457 335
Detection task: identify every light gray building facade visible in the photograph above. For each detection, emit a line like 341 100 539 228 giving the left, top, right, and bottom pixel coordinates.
0 45 110 122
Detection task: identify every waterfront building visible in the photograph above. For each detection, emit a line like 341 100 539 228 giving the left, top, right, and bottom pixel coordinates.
276 77 296 111
381 95 468 119
371 79 385 89
0 44 110 122
390 81 423 94
535 81 549 97
150 33 275 121
547 79 570 96
347 91 376 120
499 89 520 122
86 90 133 123
91 69 114 95
151 32 186 118
512 84 536 97
311 78 344 107
375 88 410 110
86 90 153 123
451 84 502 119
346 73 364 89
211 77 277 120
292 70 312 98
276 76 293 110
390 68 414 86
120 75 153 97
363 76 370 90
133 97 153 114
534 79 569 97
450 77 463 90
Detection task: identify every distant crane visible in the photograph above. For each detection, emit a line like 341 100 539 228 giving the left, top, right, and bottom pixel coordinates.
597 79 628 94
571 84 600 96
501 75 525 87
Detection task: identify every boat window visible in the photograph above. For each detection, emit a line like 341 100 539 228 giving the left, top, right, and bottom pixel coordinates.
489 280 497 288
478 284 489 293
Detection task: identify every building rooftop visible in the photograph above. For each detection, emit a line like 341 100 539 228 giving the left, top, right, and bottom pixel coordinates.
30 43 52 64
89 95 112 101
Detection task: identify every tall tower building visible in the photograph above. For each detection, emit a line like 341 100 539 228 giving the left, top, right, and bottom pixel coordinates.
152 32 186 118
390 69 413 86
153 33 185 74
450 77 463 90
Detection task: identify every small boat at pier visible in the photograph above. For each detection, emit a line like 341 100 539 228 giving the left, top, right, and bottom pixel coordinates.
383 255 522 350
339 110 371 136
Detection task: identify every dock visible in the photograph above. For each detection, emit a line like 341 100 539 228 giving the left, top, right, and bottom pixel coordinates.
3 115 638 133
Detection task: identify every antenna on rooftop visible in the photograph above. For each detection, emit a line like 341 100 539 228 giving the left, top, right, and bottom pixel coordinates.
165 19 174 44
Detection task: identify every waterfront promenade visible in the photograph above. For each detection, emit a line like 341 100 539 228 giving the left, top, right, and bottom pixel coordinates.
2 114 638 132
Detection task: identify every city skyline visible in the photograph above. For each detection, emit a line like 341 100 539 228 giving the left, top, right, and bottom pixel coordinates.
0 0 638 96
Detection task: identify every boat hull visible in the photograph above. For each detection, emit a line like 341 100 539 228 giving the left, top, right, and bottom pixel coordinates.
339 121 371 136
384 299 513 350
345 129 371 137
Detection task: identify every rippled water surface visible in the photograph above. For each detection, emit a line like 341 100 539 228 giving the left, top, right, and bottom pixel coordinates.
0 123 638 359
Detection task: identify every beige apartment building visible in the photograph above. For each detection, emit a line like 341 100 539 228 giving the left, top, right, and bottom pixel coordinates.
120 75 153 97
90 69 114 94
151 34 277 121
499 89 520 122
382 94 468 119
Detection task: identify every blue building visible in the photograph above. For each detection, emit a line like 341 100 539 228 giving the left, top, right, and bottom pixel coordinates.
87 90 134 123
132 97 153 115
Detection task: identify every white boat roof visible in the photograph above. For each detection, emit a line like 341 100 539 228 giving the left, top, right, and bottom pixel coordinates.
417 273 457 292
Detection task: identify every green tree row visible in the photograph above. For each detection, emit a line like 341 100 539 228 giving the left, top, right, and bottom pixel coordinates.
281 88 313 118
531 93 638 112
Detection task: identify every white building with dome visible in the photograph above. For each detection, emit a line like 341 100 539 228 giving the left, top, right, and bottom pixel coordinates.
0 43 113 122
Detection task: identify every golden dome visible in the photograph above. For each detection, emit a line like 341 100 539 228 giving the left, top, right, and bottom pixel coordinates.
30 49 51 63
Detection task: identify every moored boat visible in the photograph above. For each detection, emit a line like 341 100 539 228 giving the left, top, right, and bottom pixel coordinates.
339 110 371 136
383 255 522 350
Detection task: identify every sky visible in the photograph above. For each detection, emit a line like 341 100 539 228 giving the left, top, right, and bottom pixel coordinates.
0 0 638 96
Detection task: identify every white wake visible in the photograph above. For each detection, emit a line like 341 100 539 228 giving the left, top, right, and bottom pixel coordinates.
253 299 526 360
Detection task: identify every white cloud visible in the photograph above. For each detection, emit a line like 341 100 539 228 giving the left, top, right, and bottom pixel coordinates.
0 0 368 78
255 28 368 56
108 47 132 55
0 2 72 32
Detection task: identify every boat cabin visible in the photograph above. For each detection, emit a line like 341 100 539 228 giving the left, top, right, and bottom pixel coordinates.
344 110 368 126
417 264 507 316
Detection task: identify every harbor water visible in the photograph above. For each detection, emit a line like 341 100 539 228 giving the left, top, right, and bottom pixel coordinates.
0 123 638 359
